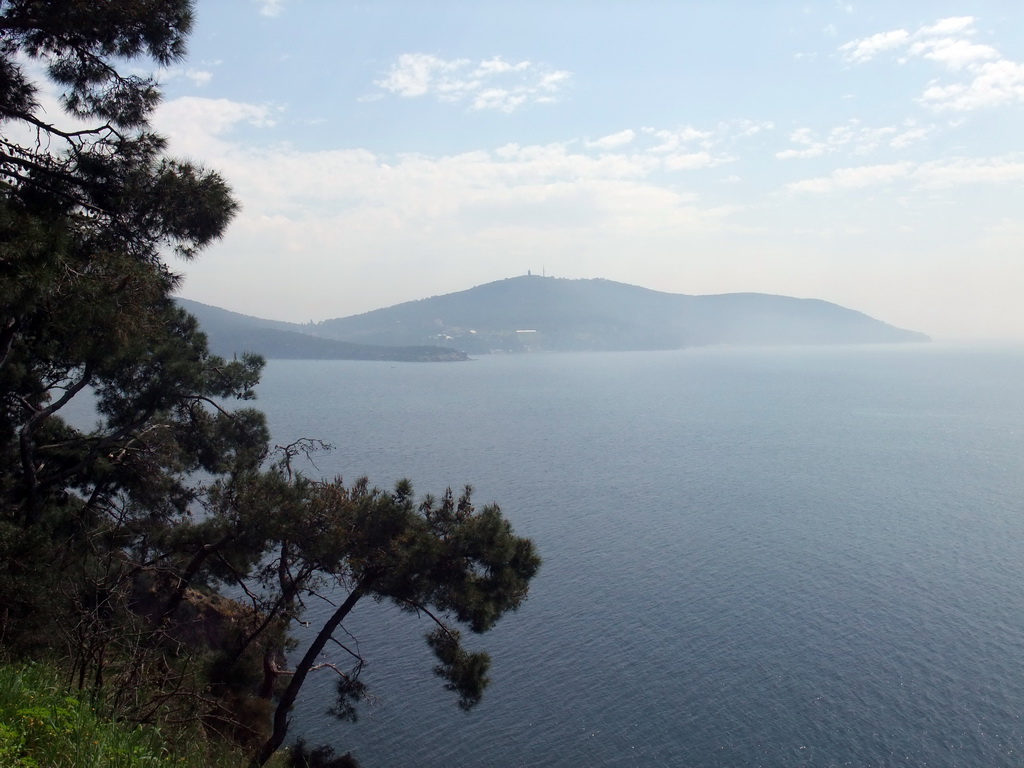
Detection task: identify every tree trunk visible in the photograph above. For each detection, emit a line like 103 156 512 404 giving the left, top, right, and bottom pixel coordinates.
253 579 371 767
0 316 17 371
18 362 92 525
156 536 231 628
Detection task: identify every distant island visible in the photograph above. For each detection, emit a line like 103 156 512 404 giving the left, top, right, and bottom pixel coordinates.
180 276 928 361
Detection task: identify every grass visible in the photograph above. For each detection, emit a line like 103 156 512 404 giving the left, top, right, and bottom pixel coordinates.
0 663 253 768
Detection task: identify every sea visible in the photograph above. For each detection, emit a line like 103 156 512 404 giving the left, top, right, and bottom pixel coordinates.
207 345 1024 765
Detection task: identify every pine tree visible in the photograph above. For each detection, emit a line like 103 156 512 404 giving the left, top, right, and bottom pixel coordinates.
0 5 539 765
0 0 264 689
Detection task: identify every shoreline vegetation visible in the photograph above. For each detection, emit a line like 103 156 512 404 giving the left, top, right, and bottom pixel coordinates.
0 663 255 767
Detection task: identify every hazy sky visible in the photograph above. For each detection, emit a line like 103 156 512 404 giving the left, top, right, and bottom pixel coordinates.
150 1 1023 340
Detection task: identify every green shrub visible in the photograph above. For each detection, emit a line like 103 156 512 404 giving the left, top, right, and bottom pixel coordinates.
0 663 250 768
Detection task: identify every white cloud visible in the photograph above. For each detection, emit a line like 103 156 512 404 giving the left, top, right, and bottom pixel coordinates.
839 29 910 64
154 99 745 303
491 141 658 181
909 38 1000 71
160 97 276 132
918 59 1024 111
784 177 833 194
663 151 730 171
833 163 913 187
643 126 713 153
776 127 826 159
374 53 571 112
913 156 1024 188
254 0 289 17
785 155 1024 194
840 16 1024 111
481 119 761 175
154 97 277 156
186 70 213 86
625 121 766 169
918 16 975 36
153 65 215 88
776 146 825 160
776 120 930 160
473 57 531 77
536 70 572 93
731 119 774 138
785 162 913 193
889 124 934 149
375 53 470 98
472 89 527 113
641 120 764 153
585 130 636 150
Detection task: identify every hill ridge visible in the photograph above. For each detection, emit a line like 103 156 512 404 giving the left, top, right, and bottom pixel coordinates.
176 298 469 362
311 275 929 353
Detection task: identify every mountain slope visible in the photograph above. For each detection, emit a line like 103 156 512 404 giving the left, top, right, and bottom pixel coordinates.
312 276 929 353
176 299 468 362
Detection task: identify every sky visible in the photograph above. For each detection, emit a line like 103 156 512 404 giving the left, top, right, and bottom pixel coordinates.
145 0 1024 340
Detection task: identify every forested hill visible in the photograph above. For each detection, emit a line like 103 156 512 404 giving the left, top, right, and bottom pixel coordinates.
177 299 468 362
311 276 930 353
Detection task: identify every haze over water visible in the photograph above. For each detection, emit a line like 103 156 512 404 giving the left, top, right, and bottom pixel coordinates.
257 344 1024 767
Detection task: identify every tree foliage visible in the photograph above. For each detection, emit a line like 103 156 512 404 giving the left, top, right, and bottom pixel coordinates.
0 3 539 766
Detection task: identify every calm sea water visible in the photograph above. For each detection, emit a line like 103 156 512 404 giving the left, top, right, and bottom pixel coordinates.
255 344 1024 768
